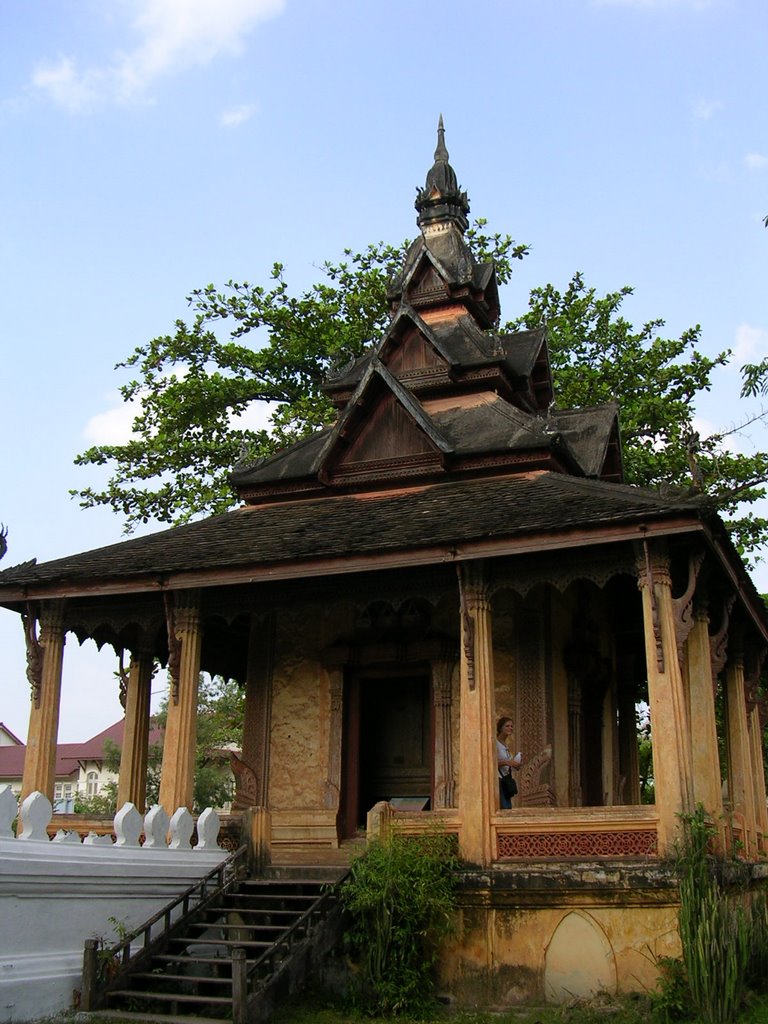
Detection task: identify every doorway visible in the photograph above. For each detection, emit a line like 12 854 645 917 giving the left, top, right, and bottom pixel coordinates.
339 671 432 839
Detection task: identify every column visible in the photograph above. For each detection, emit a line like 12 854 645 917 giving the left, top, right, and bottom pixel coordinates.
457 562 497 867
685 604 725 850
747 701 768 849
21 602 66 802
324 665 344 811
117 650 153 810
636 543 693 854
567 677 583 806
724 651 758 856
159 590 202 815
240 612 275 808
432 655 457 809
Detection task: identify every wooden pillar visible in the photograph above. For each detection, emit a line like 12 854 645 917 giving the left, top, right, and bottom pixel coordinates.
324 665 344 812
685 605 726 850
432 654 456 809
117 650 153 810
724 651 758 855
636 543 693 854
159 590 202 815
747 701 768 850
240 612 275 808
21 601 66 802
457 562 497 867
567 676 583 806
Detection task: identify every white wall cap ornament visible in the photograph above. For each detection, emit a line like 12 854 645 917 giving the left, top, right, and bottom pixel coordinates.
84 832 114 846
195 807 221 850
143 804 171 847
18 791 52 841
0 785 16 837
52 829 81 844
114 802 143 847
169 807 194 849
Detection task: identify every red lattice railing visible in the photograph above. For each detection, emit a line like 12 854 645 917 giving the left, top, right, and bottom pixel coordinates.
497 829 658 858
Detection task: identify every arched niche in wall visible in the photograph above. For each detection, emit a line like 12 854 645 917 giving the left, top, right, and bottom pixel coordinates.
544 909 617 1003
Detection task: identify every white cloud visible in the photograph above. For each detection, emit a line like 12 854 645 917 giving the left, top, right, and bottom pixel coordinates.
83 394 140 445
693 98 723 121
731 323 768 366
745 152 768 171
220 103 257 128
83 383 276 447
31 0 285 112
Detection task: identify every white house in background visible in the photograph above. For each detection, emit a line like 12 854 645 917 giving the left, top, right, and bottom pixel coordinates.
0 719 163 811
0 723 23 747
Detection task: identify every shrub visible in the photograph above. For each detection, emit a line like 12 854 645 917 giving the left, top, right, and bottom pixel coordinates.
340 829 459 1015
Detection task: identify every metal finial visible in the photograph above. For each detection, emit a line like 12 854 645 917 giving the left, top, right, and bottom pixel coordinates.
435 114 449 162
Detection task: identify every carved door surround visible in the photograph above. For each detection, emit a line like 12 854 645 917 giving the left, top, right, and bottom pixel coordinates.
322 633 458 839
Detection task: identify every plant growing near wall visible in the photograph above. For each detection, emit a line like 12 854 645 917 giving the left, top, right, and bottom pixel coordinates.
340 829 459 1016
674 806 750 1024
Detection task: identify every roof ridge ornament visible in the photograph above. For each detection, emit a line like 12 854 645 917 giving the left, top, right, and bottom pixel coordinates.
415 115 469 234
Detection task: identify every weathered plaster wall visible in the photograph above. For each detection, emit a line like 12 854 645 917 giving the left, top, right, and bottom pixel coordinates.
437 865 681 1006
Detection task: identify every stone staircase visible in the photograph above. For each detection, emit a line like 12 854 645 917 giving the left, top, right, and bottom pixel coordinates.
86 862 347 1024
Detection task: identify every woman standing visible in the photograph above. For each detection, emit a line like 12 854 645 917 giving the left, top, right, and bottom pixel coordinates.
496 716 522 809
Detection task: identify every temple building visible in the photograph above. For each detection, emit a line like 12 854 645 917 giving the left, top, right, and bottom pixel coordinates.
1 121 767 1003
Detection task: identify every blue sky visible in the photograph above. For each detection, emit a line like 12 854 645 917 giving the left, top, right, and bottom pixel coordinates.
1 0 766 742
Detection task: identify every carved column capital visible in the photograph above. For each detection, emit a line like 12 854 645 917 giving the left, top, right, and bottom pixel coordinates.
164 589 201 706
173 589 202 633
39 600 66 646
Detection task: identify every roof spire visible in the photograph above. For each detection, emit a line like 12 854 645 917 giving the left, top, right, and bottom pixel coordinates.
415 116 469 233
434 113 448 163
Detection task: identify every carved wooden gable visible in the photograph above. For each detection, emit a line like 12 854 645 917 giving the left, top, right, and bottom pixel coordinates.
382 323 449 378
406 255 449 309
322 374 450 485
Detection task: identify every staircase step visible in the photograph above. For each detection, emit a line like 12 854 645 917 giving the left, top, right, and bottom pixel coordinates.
190 920 291 931
130 972 233 986
108 989 233 1006
168 936 281 950
151 954 238 968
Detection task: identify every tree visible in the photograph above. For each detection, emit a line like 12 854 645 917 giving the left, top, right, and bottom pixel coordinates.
71 224 524 531
512 275 768 558
72 225 768 557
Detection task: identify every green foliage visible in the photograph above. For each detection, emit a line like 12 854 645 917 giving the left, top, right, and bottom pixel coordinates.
73 782 118 816
636 704 655 804
511 274 768 558
340 830 459 1016
674 806 750 1024
650 956 689 1024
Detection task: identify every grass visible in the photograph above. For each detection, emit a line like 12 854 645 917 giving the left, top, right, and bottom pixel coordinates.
270 989 651 1024
266 987 768 1024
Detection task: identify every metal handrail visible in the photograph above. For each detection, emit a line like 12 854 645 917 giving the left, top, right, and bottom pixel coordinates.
81 843 248 1010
